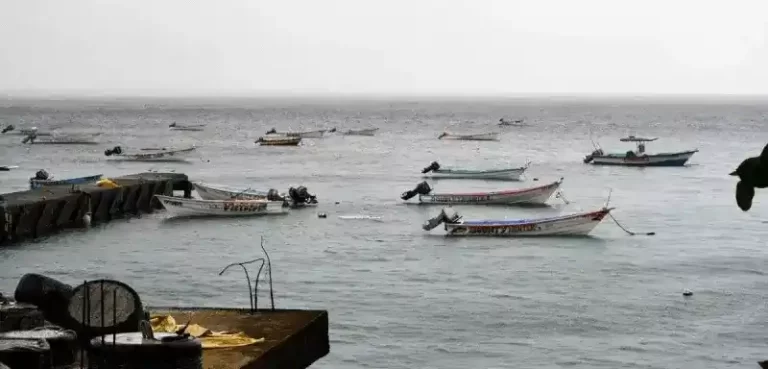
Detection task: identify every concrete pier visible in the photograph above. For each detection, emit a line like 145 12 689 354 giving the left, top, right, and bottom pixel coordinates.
0 172 192 245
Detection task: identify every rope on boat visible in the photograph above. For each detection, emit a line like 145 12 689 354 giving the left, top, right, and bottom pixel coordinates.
604 188 655 236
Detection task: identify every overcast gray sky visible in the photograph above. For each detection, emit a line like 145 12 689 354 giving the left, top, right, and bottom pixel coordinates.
1 0 767 96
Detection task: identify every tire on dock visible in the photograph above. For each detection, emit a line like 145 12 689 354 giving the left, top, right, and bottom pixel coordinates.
65 279 144 341
13 273 73 327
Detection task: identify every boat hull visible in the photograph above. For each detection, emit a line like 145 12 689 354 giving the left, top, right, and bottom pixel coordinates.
444 207 612 237
439 133 499 141
107 147 197 162
193 183 318 208
343 128 378 136
29 174 103 189
425 167 526 180
271 130 326 139
256 136 302 146
588 150 697 167
155 195 288 218
416 179 562 205
170 127 204 132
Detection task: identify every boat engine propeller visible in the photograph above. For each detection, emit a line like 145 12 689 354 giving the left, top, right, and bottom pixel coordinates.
34 169 50 181
401 181 432 200
422 208 461 230
104 146 123 156
421 161 440 173
1 124 14 134
287 186 318 206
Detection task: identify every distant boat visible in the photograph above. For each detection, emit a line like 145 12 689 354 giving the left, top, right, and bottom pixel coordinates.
400 178 563 205
29 170 103 190
104 145 198 162
342 128 378 136
2 125 52 136
169 122 205 131
0 165 18 171
265 128 335 138
438 132 499 141
421 161 529 180
583 136 698 167
22 133 98 145
498 118 527 126
255 135 302 146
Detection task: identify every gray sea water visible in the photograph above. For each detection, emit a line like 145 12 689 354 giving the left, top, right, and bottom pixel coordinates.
0 97 767 369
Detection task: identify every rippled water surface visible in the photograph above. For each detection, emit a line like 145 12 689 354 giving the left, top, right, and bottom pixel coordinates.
1 97 767 368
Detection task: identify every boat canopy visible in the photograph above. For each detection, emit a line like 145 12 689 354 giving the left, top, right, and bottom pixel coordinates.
619 135 657 142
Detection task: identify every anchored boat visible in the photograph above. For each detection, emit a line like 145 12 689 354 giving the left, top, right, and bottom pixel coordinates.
255 135 302 146
498 118 527 126
438 132 499 141
193 182 318 208
583 136 698 167
154 195 288 218
421 161 529 180
169 123 205 131
104 146 197 162
1 125 52 136
29 170 103 190
422 206 613 237
22 133 98 145
265 128 334 139
342 128 379 136
400 178 563 205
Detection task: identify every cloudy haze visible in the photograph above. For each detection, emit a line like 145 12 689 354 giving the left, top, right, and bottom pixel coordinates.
1 0 767 96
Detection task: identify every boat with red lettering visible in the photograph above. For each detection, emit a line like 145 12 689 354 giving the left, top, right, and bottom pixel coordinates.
400 178 563 205
154 195 288 218
422 206 613 236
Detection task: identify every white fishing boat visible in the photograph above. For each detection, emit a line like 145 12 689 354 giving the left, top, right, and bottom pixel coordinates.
438 132 499 141
193 182 318 208
22 133 98 145
421 161 529 180
28 170 103 190
169 123 205 131
422 206 613 237
1 125 52 136
265 128 333 139
400 178 563 205
104 146 197 162
342 128 379 136
583 136 698 167
154 195 288 218
0 165 18 171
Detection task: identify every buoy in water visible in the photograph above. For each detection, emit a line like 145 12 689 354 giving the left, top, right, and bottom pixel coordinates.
683 289 693 297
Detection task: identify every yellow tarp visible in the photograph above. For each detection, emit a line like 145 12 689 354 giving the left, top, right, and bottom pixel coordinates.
96 178 120 189
149 315 265 349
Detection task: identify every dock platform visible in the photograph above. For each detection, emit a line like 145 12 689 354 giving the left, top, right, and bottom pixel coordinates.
0 172 192 245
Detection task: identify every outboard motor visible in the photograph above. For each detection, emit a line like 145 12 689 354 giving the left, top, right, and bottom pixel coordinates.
104 146 123 156
288 186 318 205
401 181 432 200
266 188 282 201
22 133 37 144
422 208 461 230
265 128 277 134
35 169 50 180
583 149 603 164
625 150 636 158
437 132 448 139
421 161 440 173
169 122 177 128
1 124 14 134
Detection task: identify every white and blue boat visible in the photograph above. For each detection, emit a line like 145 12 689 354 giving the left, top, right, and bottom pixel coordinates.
29 170 103 190
583 136 698 167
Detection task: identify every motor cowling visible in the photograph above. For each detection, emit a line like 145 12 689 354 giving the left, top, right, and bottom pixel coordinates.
104 146 123 156
288 186 317 205
35 169 50 180
22 133 37 144
401 181 432 200
1 124 14 134
421 161 440 174
422 207 461 230
265 128 277 134
266 188 282 201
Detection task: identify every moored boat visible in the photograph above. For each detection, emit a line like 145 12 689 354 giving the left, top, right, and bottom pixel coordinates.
22 133 98 145
0 165 18 171
104 146 197 162
154 195 288 218
342 128 379 136
422 206 613 236
193 182 318 208
421 161 529 180
438 132 499 141
2 125 52 136
265 128 334 139
583 136 698 167
255 135 302 146
498 118 527 126
29 170 103 190
169 123 205 131
400 178 563 205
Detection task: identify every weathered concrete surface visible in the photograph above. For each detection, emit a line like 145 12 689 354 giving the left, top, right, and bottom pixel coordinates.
0 172 190 245
149 308 330 369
